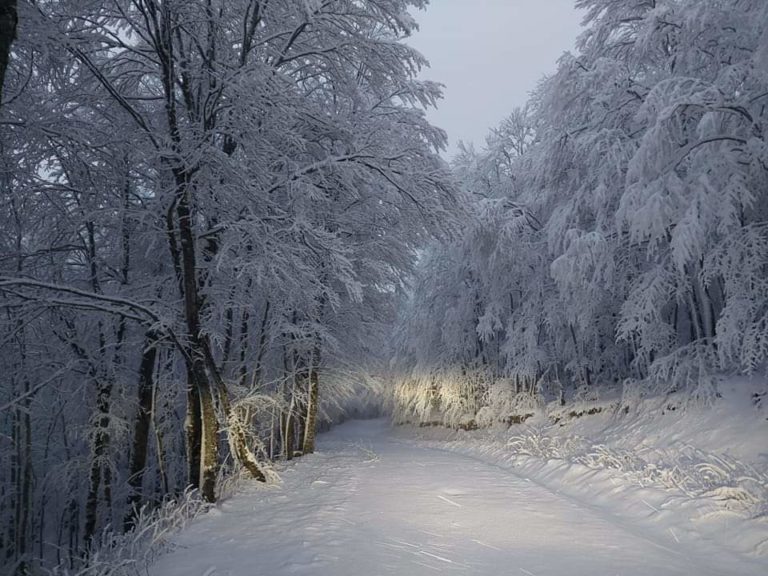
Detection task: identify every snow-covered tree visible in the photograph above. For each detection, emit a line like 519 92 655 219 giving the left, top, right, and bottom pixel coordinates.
0 0 453 570
392 0 768 427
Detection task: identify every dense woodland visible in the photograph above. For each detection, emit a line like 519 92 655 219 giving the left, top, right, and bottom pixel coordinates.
1 0 767 575
0 0 454 573
393 0 768 426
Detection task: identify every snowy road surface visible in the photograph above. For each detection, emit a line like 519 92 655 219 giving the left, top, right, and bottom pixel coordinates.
150 419 764 576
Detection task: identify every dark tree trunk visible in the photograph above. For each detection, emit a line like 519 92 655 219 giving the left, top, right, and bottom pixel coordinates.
254 300 270 386
0 0 17 106
283 411 294 461
83 376 112 546
124 337 158 531
214 369 266 482
302 345 321 455
222 298 235 365
238 303 250 387
154 2 221 502
185 370 202 491
197 368 218 502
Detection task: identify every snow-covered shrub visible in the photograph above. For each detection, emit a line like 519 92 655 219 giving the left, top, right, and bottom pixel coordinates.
506 430 768 519
392 374 440 425
647 341 721 407
49 489 208 576
507 430 588 460
619 378 644 414
390 0 768 426
392 367 493 428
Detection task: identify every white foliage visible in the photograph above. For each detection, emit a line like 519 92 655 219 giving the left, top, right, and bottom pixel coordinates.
391 0 768 426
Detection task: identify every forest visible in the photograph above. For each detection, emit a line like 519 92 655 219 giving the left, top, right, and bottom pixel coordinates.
0 0 766 575
392 0 768 428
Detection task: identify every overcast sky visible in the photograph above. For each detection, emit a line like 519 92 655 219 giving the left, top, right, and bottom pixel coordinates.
408 1 584 158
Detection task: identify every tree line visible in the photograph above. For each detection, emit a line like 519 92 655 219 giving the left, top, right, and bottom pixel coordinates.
392 0 768 427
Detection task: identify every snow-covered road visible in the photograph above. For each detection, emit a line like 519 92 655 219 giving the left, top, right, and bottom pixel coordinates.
150 419 763 576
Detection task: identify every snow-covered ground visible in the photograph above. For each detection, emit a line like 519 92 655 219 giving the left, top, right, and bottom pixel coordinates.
149 418 766 576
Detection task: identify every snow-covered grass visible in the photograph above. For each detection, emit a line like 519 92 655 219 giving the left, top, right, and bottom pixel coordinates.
47 470 275 576
505 429 768 517
46 489 209 576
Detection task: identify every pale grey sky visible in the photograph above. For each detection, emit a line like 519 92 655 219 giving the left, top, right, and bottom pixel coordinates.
408 0 584 158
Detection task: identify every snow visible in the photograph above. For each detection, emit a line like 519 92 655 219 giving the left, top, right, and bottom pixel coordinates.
149 418 767 575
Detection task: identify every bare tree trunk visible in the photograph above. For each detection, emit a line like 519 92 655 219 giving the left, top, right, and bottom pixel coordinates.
281 316 301 460
555 363 565 406
165 172 221 502
153 0 220 501
8 192 31 574
83 375 112 546
152 416 168 497
292 355 308 457
294 398 306 456
9 385 20 571
694 273 716 342
16 376 31 576
685 290 703 343
57 414 77 567
184 367 202 489
221 288 236 366
568 323 592 387
174 170 221 501
215 375 266 482
238 303 251 387
80 210 114 544
124 336 158 531
0 0 17 106
66 498 78 568
254 300 270 387
197 370 218 502
302 345 321 455
282 410 295 461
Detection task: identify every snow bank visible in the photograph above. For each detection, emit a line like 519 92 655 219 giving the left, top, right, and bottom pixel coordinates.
395 377 768 560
